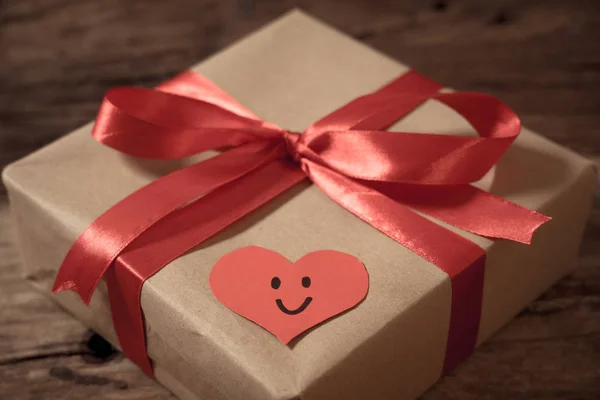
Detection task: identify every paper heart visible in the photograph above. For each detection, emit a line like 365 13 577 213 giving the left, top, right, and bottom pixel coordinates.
209 246 369 344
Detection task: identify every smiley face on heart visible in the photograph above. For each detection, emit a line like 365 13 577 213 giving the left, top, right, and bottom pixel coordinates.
209 246 369 344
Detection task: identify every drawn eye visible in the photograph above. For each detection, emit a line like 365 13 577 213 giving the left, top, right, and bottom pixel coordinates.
302 276 311 288
271 277 281 289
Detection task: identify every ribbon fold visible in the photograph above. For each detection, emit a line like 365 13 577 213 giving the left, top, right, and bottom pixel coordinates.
53 70 550 376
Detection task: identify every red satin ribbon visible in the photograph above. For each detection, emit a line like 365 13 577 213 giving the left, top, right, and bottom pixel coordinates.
52 70 550 376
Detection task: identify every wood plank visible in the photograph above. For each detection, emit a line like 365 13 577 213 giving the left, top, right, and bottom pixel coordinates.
0 204 174 398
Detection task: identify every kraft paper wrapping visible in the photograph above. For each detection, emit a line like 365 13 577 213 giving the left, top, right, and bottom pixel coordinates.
3 10 597 400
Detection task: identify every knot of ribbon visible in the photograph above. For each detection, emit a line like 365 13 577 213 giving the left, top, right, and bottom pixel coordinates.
52 70 550 376
281 131 304 162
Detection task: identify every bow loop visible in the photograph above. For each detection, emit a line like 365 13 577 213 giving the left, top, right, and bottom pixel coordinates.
93 83 285 160
301 92 521 185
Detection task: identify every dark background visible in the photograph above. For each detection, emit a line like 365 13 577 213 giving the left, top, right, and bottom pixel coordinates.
1 1 599 399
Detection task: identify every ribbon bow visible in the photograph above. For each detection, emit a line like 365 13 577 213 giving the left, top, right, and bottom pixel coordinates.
53 70 550 376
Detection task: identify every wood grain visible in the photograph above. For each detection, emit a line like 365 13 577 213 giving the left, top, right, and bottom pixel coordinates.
1 0 599 399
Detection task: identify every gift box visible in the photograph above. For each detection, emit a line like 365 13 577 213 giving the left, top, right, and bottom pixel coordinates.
2 9 596 400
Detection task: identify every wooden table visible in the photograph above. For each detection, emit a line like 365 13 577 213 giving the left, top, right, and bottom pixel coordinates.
1 1 599 398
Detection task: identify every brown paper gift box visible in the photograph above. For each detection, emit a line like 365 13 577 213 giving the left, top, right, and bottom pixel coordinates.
2 9 597 400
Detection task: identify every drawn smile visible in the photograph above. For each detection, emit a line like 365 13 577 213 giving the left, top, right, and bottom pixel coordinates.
276 297 313 315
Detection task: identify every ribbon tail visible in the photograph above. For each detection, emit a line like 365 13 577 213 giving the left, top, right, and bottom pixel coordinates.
52 142 283 304
371 182 551 244
106 159 305 374
303 159 486 375
304 160 485 274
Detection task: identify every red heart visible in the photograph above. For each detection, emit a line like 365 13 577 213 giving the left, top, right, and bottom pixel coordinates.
209 246 369 344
